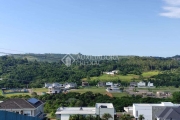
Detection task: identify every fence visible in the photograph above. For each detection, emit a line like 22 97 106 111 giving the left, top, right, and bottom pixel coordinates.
0 111 41 120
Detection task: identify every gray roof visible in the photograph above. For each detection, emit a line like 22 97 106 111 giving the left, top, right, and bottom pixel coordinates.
156 106 180 120
0 98 43 109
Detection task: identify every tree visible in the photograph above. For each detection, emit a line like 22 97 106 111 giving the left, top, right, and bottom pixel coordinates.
120 114 134 120
138 115 144 120
31 92 37 97
102 113 113 120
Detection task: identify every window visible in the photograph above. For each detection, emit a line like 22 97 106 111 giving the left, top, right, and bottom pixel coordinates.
136 111 138 117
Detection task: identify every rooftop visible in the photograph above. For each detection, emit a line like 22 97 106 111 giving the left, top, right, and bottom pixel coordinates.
134 102 180 107
0 98 44 109
56 107 96 115
96 103 114 108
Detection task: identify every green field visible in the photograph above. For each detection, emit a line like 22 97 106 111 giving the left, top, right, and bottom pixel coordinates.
32 88 48 93
4 93 31 97
70 87 129 98
0 89 3 96
138 86 180 93
83 71 160 82
111 92 129 98
70 87 107 94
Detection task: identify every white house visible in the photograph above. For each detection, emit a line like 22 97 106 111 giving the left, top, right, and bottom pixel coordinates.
56 103 115 120
106 84 122 93
106 82 113 87
137 81 146 88
65 83 77 89
125 102 180 120
44 83 52 88
147 82 154 87
0 98 45 119
48 86 61 94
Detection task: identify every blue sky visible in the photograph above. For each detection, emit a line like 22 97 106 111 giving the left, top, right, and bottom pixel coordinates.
0 0 180 57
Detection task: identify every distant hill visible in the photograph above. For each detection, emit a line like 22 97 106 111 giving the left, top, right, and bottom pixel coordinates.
9 53 134 62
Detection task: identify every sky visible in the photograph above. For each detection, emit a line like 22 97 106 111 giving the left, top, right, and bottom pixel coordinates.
0 0 180 57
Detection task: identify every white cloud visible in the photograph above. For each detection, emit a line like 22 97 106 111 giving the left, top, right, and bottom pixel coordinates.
164 0 180 6
160 6 180 18
160 0 180 18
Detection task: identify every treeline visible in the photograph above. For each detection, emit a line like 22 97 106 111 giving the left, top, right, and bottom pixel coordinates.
0 56 180 88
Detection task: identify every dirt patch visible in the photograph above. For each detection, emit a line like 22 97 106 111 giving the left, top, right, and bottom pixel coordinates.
106 92 113 97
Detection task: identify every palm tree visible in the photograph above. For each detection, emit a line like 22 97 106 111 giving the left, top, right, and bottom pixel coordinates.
102 113 113 120
120 114 134 120
138 115 144 120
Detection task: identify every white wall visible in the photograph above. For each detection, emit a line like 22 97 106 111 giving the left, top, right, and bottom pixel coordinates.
133 105 152 120
23 110 31 116
96 108 114 120
61 114 70 120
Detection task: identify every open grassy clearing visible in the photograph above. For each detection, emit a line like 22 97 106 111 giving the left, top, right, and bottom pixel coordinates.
0 89 3 96
70 87 107 94
32 88 48 93
83 71 160 82
70 87 129 98
4 93 31 97
137 86 180 93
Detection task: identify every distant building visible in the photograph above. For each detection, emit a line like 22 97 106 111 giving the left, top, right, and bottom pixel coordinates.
106 84 122 93
137 81 146 88
65 83 77 89
0 98 45 119
106 82 113 87
48 86 61 94
44 83 52 88
103 70 118 75
130 82 137 87
147 82 154 87
97 82 106 87
82 81 89 87
56 103 115 120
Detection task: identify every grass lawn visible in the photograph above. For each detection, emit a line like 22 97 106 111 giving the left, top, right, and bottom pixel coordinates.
32 88 48 93
111 92 129 98
70 87 107 94
70 87 129 98
138 86 180 93
0 89 3 96
4 93 31 97
83 71 160 82
142 71 160 77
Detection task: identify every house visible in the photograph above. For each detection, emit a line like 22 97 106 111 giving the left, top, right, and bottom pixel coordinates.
65 83 77 89
82 81 89 87
124 102 180 120
48 86 61 94
103 70 119 75
56 103 115 120
137 81 146 88
106 82 113 87
147 82 154 87
156 106 180 120
97 82 106 87
130 82 137 87
44 83 52 88
106 84 122 93
0 98 45 119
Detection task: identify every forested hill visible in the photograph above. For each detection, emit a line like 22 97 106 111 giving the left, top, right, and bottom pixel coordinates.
10 53 134 62
0 55 180 88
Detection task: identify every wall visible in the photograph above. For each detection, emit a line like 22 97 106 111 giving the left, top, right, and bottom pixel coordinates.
61 114 70 120
96 108 114 120
133 104 152 120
